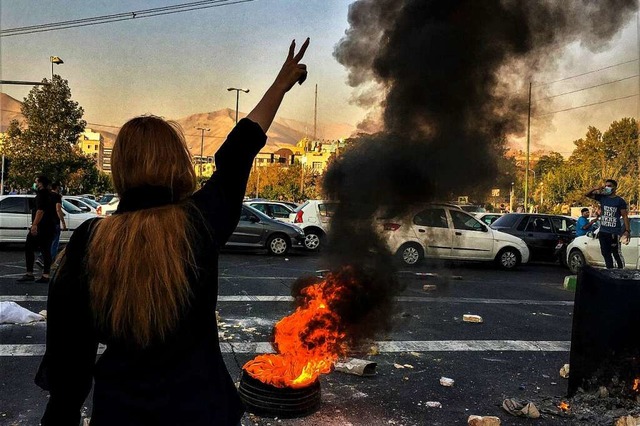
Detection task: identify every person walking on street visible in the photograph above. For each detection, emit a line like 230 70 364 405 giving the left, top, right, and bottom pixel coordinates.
575 207 599 237
49 182 67 261
35 39 310 426
585 179 631 268
17 176 57 283
36 182 67 268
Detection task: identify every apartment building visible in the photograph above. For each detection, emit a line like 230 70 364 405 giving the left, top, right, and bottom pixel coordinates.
79 129 105 171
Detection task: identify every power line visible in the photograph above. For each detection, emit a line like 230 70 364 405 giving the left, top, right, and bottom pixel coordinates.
537 74 639 100
536 93 638 117
533 58 639 87
0 0 254 37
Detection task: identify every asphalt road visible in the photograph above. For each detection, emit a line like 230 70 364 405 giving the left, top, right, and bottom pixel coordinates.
1 245 580 426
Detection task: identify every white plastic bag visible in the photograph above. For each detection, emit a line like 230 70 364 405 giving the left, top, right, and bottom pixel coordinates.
0 301 45 324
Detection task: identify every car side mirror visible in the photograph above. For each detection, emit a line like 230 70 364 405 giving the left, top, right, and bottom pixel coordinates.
482 224 488 232
250 216 260 223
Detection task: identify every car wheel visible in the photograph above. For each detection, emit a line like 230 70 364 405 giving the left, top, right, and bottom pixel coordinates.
568 249 585 274
397 243 423 266
304 231 322 251
267 234 290 256
496 247 520 270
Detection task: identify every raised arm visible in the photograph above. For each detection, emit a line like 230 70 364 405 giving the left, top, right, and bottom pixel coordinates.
247 38 309 133
585 186 603 200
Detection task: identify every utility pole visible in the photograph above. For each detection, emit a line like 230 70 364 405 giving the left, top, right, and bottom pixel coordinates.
313 84 318 140
524 81 532 213
196 127 210 177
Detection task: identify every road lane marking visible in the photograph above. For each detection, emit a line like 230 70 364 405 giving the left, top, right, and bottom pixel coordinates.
0 340 570 356
0 295 574 305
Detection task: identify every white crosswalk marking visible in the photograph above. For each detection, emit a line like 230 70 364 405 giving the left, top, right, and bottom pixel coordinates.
0 340 570 356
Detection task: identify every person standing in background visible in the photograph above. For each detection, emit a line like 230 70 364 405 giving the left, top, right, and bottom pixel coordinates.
575 207 599 237
585 179 630 268
17 176 57 283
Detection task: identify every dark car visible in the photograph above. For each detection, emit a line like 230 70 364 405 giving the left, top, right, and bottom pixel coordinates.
225 205 306 255
490 213 576 263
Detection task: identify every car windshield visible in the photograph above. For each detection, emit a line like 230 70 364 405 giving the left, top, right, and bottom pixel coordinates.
243 204 272 221
293 200 310 213
491 214 521 228
98 194 116 204
62 199 83 214
80 197 100 208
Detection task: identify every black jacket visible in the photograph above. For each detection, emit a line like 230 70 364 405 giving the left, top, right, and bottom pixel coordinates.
36 119 266 425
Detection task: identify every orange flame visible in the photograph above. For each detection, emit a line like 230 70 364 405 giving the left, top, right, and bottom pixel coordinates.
633 378 640 392
243 272 350 388
558 401 570 411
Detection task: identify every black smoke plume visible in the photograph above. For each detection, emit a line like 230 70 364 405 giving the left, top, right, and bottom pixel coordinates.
291 0 637 348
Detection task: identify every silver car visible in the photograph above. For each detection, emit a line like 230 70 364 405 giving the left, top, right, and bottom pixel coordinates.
226 205 306 255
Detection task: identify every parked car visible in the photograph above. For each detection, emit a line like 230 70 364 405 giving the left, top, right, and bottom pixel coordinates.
79 194 97 201
244 200 295 223
565 215 639 273
289 200 338 251
490 213 576 263
377 203 530 269
97 193 119 216
225 205 305 255
63 196 100 214
458 204 487 213
473 212 504 226
0 195 97 244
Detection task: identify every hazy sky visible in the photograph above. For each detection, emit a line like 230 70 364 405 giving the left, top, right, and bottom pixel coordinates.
1 1 638 155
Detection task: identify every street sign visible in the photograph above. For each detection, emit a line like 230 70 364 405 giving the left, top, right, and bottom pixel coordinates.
491 189 500 197
457 196 468 204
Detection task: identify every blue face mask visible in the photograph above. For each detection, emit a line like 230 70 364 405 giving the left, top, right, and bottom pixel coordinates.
603 186 613 195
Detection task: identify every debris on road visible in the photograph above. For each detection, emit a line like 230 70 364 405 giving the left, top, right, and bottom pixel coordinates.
468 415 501 425
334 358 377 376
422 284 437 292
451 275 463 280
0 301 45 324
440 377 455 386
463 314 483 323
502 398 540 418
615 415 640 426
425 401 442 408
559 363 570 378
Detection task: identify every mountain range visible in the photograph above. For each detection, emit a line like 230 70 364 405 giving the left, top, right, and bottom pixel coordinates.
0 93 356 156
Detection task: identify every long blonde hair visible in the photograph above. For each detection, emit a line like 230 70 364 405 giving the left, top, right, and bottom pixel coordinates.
88 116 197 346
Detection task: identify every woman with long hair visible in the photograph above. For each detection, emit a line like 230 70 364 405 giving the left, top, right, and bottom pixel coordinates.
35 39 309 426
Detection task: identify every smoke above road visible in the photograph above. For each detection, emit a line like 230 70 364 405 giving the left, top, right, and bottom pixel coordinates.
298 0 638 342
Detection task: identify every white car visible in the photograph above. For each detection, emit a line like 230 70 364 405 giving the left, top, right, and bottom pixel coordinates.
378 203 530 269
97 194 119 216
566 215 639 273
0 194 97 244
472 212 504 226
64 196 100 214
289 200 338 251
244 201 295 223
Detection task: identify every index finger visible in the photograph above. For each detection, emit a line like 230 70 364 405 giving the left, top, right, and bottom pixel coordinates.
294 37 310 62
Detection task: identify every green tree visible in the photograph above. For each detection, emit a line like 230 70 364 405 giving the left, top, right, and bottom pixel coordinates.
534 152 564 177
1 75 87 188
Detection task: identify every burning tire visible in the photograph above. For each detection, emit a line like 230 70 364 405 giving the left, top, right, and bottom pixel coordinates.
496 247 520 270
568 249 585 274
397 243 423 266
238 370 321 418
267 234 290 256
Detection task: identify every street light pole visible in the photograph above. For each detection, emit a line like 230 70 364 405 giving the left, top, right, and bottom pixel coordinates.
227 87 250 124
196 127 210 177
50 56 64 80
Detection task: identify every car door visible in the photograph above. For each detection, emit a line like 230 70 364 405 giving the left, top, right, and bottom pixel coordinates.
0 197 30 241
620 218 639 269
227 206 265 246
412 207 453 258
449 209 494 260
521 216 557 260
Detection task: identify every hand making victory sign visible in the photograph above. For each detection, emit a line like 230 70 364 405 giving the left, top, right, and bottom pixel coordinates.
247 38 310 132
